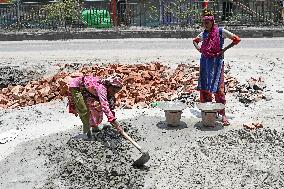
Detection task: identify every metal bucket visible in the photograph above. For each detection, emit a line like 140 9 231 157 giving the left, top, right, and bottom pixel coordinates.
165 110 182 127
201 111 217 127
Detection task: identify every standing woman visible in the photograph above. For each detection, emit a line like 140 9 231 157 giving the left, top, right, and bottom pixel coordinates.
193 10 241 126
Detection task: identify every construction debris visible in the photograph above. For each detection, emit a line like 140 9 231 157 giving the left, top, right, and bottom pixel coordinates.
243 122 264 130
40 122 147 188
0 62 239 109
155 129 284 188
236 77 267 105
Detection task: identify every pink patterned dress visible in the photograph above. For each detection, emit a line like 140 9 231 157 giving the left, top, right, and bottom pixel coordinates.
68 76 116 127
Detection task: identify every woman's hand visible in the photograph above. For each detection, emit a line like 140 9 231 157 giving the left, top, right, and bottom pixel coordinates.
111 120 124 133
193 40 202 53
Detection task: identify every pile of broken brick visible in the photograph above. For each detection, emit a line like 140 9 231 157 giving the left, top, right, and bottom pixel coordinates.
0 62 239 109
243 122 264 130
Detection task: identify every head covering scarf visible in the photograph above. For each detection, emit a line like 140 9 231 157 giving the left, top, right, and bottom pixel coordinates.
103 75 123 88
200 10 222 58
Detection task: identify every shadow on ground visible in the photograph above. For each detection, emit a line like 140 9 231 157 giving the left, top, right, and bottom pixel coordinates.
194 121 224 131
156 121 188 130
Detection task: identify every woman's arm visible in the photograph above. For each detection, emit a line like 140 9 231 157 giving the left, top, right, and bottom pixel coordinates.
193 38 201 52
96 86 116 122
221 29 241 54
193 32 203 52
222 42 235 54
94 85 123 132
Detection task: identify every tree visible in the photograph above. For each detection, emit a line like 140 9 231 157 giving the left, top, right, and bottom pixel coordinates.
145 0 202 27
42 0 83 29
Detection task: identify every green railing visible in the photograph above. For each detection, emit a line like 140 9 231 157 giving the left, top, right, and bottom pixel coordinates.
0 0 282 31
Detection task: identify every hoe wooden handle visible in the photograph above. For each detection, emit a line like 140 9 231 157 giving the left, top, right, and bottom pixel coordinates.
121 131 142 152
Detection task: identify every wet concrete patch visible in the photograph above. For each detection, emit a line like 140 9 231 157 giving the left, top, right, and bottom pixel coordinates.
0 65 46 88
154 129 284 188
0 121 148 189
40 123 147 189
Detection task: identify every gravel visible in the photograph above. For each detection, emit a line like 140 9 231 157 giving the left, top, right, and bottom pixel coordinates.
39 122 148 189
154 129 284 189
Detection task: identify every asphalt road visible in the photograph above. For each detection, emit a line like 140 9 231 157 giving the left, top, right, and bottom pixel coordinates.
0 38 283 53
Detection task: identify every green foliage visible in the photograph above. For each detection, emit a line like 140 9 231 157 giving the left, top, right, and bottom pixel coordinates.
143 0 203 27
166 0 201 26
42 0 83 26
145 3 160 26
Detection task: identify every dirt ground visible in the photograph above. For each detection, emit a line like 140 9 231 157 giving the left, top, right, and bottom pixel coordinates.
0 38 284 189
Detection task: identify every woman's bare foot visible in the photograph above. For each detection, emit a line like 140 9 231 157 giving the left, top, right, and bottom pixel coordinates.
222 115 230 126
91 126 100 133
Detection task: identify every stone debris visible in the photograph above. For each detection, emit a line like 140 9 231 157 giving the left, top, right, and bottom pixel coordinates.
243 122 264 130
155 129 284 189
0 66 45 88
236 77 267 105
39 122 147 189
0 128 20 144
0 62 238 109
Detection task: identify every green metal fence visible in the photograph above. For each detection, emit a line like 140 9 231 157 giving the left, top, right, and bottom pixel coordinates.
154 0 283 27
212 0 283 26
0 1 113 30
0 0 282 30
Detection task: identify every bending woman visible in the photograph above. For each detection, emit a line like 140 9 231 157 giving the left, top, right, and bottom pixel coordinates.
68 74 124 139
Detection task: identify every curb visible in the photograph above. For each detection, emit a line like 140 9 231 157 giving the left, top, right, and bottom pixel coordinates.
0 29 283 41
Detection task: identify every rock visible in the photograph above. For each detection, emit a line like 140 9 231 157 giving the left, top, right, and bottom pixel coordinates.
1 88 9 94
253 84 264 91
11 85 23 95
0 94 8 105
265 95 273 101
248 77 257 89
240 88 249 93
0 63 238 110
27 89 37 98
254 95 263 102
39 86 51 97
